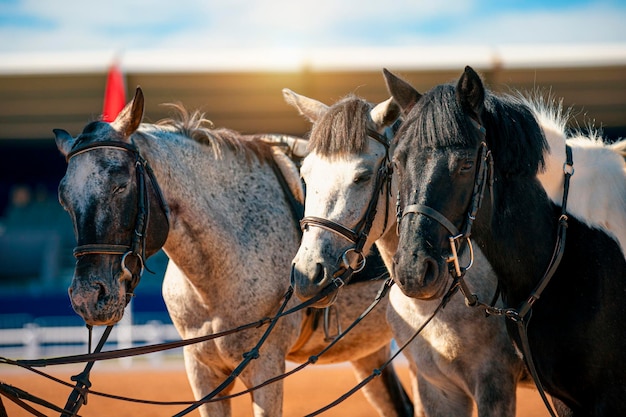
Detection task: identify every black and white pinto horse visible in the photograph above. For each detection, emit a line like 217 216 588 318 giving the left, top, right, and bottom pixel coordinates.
54 87 412 417
284 88 528 417
385 66 626 416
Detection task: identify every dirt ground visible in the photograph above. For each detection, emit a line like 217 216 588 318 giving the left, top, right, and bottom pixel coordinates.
1 359 551 417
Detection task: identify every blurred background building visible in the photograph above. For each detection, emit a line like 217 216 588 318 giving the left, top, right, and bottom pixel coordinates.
1 46 625 332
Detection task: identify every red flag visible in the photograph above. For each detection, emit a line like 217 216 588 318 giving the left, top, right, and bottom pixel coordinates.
102 60 126 122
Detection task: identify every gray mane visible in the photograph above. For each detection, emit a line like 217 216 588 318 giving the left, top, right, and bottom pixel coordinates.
150 102 273 163
309 95 373 157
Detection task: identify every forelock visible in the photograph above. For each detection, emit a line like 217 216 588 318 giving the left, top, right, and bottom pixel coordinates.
397 84 480 151
308 95 372 157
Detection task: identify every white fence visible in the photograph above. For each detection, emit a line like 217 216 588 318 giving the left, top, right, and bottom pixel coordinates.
0 320 181 368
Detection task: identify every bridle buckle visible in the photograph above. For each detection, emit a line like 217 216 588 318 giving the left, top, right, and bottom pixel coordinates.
121 250 145 281
341 247 366 273
446 233 475 279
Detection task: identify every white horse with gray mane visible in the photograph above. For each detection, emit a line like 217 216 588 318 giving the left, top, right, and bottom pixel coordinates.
283 88 529 417
54 87 412 417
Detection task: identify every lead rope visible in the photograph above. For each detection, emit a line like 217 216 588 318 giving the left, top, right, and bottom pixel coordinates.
511 144 573 417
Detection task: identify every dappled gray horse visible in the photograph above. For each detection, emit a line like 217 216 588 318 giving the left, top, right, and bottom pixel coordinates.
54 87 411 417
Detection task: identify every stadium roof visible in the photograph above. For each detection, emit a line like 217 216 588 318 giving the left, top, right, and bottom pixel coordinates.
1 43 625 75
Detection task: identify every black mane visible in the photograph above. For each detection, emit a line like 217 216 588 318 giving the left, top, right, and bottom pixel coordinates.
483 93 548 177
397 83 548 177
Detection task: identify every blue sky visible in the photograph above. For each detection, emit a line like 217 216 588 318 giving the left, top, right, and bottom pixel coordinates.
0 0 625 54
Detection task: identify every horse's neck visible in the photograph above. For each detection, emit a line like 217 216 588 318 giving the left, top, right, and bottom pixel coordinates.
474 178 558 303
135 131 300 297
565 137 626 257
136 134 232 268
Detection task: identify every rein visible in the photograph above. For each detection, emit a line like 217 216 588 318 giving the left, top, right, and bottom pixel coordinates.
2 276 448 417
170 286 295 417
305 277 458 416
0 278 343 416
0 276 380 416
463 144 573 417
299 128 394 288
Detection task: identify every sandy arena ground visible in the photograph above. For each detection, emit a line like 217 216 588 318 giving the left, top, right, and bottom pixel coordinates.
1 359 550 417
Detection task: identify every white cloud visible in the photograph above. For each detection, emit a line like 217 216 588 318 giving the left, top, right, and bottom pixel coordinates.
427 4 626 45
0 0 624 54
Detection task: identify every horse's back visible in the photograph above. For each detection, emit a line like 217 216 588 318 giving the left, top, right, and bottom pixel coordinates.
567 136 626 255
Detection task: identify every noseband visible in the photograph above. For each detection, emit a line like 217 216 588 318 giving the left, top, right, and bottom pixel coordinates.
66 140 170 299
300 128 394 287
396 119 493 284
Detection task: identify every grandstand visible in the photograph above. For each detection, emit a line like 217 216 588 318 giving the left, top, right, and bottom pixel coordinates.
1 44 625 327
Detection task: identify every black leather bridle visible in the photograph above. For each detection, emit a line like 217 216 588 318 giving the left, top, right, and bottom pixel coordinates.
66 140 170 301
396 118 493 288
300 128 394 288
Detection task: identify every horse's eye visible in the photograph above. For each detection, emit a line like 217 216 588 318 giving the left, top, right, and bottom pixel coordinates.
353 173 372 184
113 183 128 194
460 159 474 173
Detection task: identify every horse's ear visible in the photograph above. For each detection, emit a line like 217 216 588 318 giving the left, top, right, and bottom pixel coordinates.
382 68 421 116
110 86 144 140
282 88 328 123
53 128 76 158
370 97 401 129
456 66 485 120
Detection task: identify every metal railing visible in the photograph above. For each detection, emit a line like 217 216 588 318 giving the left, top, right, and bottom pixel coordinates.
0 319 181 368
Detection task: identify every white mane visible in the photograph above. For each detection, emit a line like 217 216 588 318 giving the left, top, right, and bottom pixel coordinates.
524 94 626 257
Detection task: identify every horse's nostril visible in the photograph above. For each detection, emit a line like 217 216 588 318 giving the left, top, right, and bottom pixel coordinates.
313 263 324 284
95 281 107 302
290 263 297 287
422 257 439 284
